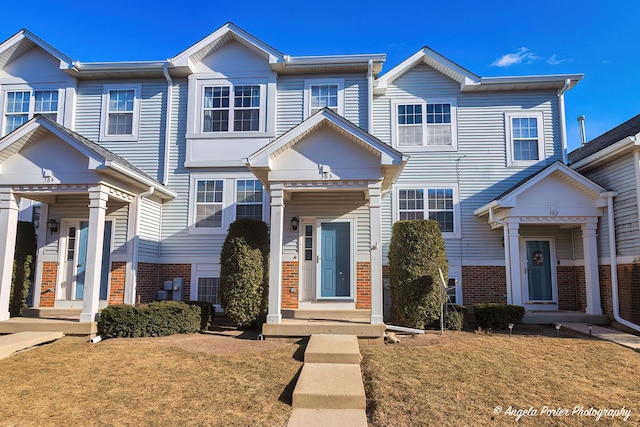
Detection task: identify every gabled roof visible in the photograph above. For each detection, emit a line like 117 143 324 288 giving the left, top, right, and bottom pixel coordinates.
0 116 175 199
172 22 284 68
245 108 407 191
569 114 640 165
0 29 74 70
474 161 605 216
375 46 582 94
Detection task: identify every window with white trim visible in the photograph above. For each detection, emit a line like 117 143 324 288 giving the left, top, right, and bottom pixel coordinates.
100 84 141 141
396 184 459 236
236 180 263 221
304 79 344 118
197 277 220 305
202 84 261 133
394 99 457 150
195 179 224 229
505 112 545 166
3 89 60 135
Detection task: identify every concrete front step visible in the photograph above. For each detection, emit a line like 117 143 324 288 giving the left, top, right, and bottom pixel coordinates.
305 334 361 364
292 363 366 410
522 311 610 325
0 318 97 336
23 308 82 319
263 320 385 342
287 408 367 427
0 331 64 359
283 309 371 320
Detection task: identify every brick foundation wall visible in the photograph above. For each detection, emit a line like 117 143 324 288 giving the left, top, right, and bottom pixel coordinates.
601 263 640 324
282 261 299 309
462 266 507 305
108 262 127 304
598 266 612 316
557 266 579 311
136 263 191 304
39 262 57 307
356 262 371 309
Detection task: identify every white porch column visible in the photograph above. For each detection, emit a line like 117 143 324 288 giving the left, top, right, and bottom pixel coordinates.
369 185 384 325
582 221 603 315
507 221 523 306
267 186 284 324
0 188 20 321
80 186 108 322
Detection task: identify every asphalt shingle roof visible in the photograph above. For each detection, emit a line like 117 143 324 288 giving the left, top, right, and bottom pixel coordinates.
568 114 640 164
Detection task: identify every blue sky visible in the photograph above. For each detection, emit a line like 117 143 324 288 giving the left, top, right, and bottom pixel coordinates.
2 0 637 152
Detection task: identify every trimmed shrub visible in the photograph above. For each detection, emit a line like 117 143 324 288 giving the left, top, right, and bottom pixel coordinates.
11 221 37 317
474 303 525 330
220 219 269 327
185 300 215 330
446 305 466 331
389 220 448 329
97 301 201 338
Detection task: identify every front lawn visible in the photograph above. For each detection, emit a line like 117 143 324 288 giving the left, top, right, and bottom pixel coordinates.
362 329 640 426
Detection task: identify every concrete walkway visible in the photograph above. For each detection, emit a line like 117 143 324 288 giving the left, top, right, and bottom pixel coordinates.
288 334 367 427
562 323 640 351
0 331 64 359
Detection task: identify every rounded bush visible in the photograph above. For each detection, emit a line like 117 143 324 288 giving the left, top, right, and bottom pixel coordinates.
388 220 448 329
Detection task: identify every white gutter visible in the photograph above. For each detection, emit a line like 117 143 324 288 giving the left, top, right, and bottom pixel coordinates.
103 161 177 199
367 59 373 133
129 186 155 305
558 79 571 164
603 191 640 332
162 63 173 186
490 207 512 304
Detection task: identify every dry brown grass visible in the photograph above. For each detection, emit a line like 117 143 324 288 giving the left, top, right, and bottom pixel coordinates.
0 332 303 427
362 329 640 426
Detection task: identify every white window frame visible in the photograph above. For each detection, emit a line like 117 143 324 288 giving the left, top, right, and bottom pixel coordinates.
505 111 546 166
194 79 266 136
190 263 223 312
304 79 345 118
1 85 64 136
392 182 461 238
100 84 141 142
188 173 269 235
391 97 458 151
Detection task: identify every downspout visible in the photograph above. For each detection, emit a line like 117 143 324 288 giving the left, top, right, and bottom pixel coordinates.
367 59 373 133
558 79 571 164
161 63 173 186
130 187 155 305
490 207 512 304
604 191 640 332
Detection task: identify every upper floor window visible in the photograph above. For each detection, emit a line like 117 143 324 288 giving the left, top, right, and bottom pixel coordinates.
393 99 457 150
505 111 545 166
3 89 60 135
202 84 261 133
100 84 141 142
236 179 263 221
395 183 460 237
304 79 344 118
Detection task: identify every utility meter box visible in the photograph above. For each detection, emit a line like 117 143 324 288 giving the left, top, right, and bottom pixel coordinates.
172 278 183 301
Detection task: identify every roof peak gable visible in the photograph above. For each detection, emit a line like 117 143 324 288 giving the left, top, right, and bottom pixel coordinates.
0 29 74 70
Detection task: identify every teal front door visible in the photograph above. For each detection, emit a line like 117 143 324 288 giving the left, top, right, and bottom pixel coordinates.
319 222 350 298
75 221 112 300
525 240 554 303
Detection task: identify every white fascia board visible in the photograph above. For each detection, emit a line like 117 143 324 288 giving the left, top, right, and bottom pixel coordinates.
473 200 501 217
72 60 171 72
283 54 386 66
473 74 584 91
103 161 176 199
570 136 639 171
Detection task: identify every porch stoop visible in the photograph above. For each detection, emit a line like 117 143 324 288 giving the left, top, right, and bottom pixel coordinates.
288 334 367 427
522 311 610 325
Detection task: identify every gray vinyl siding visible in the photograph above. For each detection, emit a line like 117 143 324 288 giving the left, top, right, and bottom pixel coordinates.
276 74 368 137
139 198 162 257
580 155 639 257
283 193 370 257
374 63 563 264
75 80 167 182
45 196 129 256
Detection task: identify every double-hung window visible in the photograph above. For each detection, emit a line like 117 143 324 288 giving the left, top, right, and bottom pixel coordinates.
396 184 459 236
304 79 344 118
505 112 545 166
197 277 220 305
100 84 141 141
202 84 261 133
394 99 457 150
195 180 224 229
3 89 60 135
236 180 264 220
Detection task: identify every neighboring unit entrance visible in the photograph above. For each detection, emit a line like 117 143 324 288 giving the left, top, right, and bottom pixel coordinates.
319 222 351 298
58 220 113 306
522 239 557 310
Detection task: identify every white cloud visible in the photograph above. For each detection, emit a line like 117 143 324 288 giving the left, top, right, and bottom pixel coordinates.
491 47 540 67
547 54 572 65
